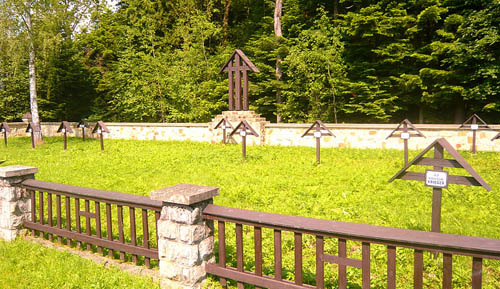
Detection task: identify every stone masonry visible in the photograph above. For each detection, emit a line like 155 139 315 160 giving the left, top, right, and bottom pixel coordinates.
210 110 270 145
0 165 37 241
151 183 218 289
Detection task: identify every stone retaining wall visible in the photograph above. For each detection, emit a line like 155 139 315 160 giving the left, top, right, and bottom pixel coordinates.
5 117 500 151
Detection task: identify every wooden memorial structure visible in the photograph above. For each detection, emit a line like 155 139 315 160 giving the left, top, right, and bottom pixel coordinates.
229 120 259 158
386 119 425 165
92 121 110 151
219 49 260 111
459 114 491 154
389 138 490 233
301 120 335 164
26 122 40 149
214 117 234 144
1 122 11 146
57 121 74 151
78 119 90 141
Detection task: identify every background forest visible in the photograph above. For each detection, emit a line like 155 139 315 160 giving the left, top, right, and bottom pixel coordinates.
0 0 499 124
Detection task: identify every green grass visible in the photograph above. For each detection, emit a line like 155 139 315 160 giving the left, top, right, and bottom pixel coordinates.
1 136 500 288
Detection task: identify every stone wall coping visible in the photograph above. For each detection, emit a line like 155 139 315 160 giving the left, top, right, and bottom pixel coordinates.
0 165 38 178
151 183 219 205
265 123 500 131
6 122 209 128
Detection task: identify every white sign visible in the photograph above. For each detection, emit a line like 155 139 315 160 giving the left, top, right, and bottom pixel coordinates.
425 170 448 189
240 130 246 137
97 129 102 134
0 129 4 133
471 124 479 130
400 132 410 140
61 128 66 133
27 129 32 133
221 124 226 130
314 131 322 138
78 125 84 128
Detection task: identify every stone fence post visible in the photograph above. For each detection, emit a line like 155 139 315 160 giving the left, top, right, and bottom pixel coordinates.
0 165 37 241
151 183 218 289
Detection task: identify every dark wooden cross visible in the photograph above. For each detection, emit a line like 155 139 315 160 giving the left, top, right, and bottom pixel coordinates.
26 122 40 149
229 120 259 158
78 119 90 141
301 120 335 164
459 114 491 154
214 117 233 144
0 122 11 146
386 119 425 165
57 121 74 151
389 138 490 234
219 49 260 111
92 121 110 151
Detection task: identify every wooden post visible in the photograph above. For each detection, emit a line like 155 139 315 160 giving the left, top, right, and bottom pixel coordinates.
235 55 241 111
242 134 246 158
3 131 6 146
316 136 321 164
64 131 67 151
31 131 35 149
431 144 444 233
228 62 234 110
223 127 227 144
82 127 85 141
243 70 249 110
404 139 409 165
100 132 104 151
472 117 477 154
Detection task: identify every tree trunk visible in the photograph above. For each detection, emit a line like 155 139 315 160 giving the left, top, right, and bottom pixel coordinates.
454 97 465 124
333 0 338 20
274 0 283 123
26 3 43 145
223 0 231 45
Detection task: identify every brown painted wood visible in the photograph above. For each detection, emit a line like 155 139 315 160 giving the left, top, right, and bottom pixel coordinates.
472 129 477 154
228 61 234 110
39 191 44 226
243 70 249 110
24 221 158 259
95 201 102 254
206 263 314 289
30 190 36 236
443 253 452 289
100 133 104 151
362 242 370 289
203 205 500 260
155 211 160 249
400 171 481 186
130 207 138 264
85 200 92 250
218 221 227 287
235 54 242 110
387 246 396 289
106 203 113 257
472 257 482 289
65 196 71 246
415 158 461 168
414 250 423 289
255 227 263 289
338 238 347 289
316 235 324 289
322 254 362 268
117 205 125 261
432 188 442 234
316 137 321 164
404 138 409 165
294 232 302 285
75 198 81 248
236 223 244 289
47 192 53 241
56 194 62 243
274 230 282 280
142 209 150 267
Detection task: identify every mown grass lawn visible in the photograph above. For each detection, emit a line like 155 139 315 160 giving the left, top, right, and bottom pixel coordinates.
1 136 500 288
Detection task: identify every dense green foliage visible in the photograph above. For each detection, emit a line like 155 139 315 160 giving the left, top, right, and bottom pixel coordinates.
1 137 500 287
0 0 499 123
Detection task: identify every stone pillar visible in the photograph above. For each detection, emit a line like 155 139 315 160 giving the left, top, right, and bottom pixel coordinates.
151 184 218 289
0 165 37 241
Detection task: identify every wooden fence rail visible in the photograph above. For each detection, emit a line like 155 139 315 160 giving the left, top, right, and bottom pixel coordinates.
21 179 162 267
203 204 500 289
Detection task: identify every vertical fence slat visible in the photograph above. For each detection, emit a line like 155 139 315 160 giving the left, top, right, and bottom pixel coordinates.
30 190 36 236
254 226 262 289
75 198 81 248
65 196 71 246
47 192 53 241
142 209 150 267
218 221 227 287
130 207 138 264
236 223 244 289
106 203 113 257
39 191 44 226
316 235 324 289
387 246 396 289
56 194 62 243
338 238 347 289
294 232 302 285
472 257 482 289
274 229 282 281
95 201 102 254
362 242 370 289
155 211 160 249
443 254 452 289
117 205 125 261
414 249 423 289
85 200 91 250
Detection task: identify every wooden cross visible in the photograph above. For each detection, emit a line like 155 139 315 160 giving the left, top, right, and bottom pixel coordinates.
459 114 491 154
219 49 260 111
229 120 259 158
301 120 335 164
386 119 425 165
57 121 74 151
0 122 11 146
